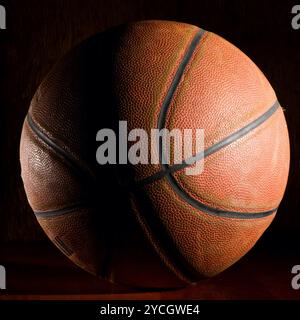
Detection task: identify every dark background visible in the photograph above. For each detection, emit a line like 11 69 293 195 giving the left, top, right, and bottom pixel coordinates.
0 0 299 298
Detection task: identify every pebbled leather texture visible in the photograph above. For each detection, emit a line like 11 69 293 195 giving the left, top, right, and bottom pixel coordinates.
20 21 290 286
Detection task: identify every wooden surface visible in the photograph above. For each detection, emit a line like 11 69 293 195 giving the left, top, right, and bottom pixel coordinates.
0 242 299 300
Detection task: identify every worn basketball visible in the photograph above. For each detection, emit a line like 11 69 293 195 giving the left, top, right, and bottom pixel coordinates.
20 21 290 286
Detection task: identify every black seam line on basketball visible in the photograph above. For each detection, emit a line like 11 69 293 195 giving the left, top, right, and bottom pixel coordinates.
26 113 96 183
140 100 280 190
132 199 199 284
157 28 206 165
33 202 88 218
130 30 207 285
165 101 280 219
168 173 278 219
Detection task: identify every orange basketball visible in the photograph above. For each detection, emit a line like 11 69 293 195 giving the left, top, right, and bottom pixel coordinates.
20 21 290 286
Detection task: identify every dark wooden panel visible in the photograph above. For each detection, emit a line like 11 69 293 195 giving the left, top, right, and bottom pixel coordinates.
0 242 299 299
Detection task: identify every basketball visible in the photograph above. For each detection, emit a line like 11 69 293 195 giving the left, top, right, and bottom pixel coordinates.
19 20 290 286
